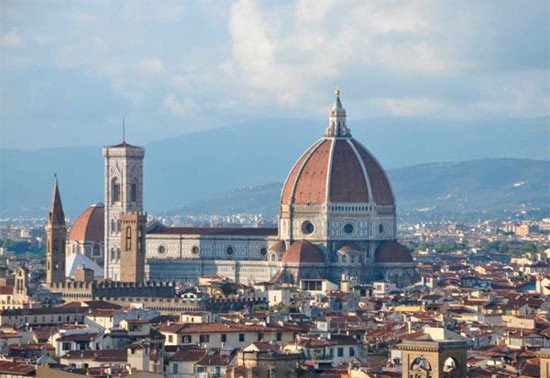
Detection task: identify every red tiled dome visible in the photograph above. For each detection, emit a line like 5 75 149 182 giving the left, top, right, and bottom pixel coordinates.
281 138 394 206
69 204 104 242
281 240 324 264
375 241 413 263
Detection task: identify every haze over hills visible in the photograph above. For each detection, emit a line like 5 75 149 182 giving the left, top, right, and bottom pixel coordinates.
169 158 550 220
0 116 548 218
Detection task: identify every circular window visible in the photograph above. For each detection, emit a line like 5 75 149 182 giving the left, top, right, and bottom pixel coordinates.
260 247 267 256
343 223 354 234
158 245 166 254
191 246 200 255
226 246 234 255
379 224 384 233
301 221 315 235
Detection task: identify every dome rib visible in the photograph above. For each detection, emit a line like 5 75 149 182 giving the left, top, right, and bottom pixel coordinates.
346 138 373 202
351 140 395 205
329 139 370 203
290 139 332 205
281 139 324 204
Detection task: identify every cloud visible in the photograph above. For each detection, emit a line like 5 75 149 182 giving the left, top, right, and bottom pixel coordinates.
162 94 194 115
1 0 548 148
0 30 22 48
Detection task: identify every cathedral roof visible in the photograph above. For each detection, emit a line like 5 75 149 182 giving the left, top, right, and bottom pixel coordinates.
69 204 104 243
65 252 104 278
374 240 414 264
281 240 324 264
281 92 394 207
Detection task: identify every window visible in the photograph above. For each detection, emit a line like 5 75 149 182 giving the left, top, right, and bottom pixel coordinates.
337 347 344 357
349 347 355 357
343 223 354 234
260 247 267 256
226 246 234 255
239 333 245 342
301 221 315 234
199 334 210 343
111 178 120 203
191 246 200 255
125 226 132 251
130 183 137 202
62 342 71 351
221 334 227 342
257 332 264 341
93 244 100 256
158 245 166 255
276 332 282 342
379 224 384 233
172 363 179 374
168 335 173 343
182 335 192 343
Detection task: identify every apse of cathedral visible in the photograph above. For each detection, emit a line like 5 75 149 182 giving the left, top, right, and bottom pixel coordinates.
65 91 419 287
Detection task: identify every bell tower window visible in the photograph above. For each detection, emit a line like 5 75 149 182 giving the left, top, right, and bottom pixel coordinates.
130 183 137 202
125 226 132 251
112 178 120 203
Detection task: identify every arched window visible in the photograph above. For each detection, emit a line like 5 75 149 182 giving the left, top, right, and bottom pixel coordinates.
111 178 120 203
130 183 137 202
111 219 116 234
111 248 116 261
125 226 132 251
443 357 457 372
116 248 120 260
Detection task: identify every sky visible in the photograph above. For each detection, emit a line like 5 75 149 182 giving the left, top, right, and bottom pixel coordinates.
1 0 549 149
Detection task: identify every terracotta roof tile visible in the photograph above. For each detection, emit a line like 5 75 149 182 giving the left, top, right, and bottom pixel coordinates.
69 204 104 242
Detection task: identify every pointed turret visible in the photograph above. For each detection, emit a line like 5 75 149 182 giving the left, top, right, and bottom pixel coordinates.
325 89 351 137
45 175 67 285
48 175 66 226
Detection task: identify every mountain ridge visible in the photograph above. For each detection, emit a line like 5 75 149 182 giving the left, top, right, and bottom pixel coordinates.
1 116 548 217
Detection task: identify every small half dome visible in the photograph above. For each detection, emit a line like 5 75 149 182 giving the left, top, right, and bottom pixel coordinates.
282 240 324 264
69 204 104 242
338 243 362 253
269 240 286 252
375 241 414 263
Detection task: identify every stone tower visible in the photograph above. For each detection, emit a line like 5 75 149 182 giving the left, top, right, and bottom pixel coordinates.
119 212 147 283
45 177 67 285
14 266 29 302
103 140 145 281
397 327 470 378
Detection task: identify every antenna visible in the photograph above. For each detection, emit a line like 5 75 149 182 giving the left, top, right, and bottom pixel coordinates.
122 115 126 143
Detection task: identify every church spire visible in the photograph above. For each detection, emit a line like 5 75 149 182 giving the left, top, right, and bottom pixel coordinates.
48 175 66 226
325 89 351 137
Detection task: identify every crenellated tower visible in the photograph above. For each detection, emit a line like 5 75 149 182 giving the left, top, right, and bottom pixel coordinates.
103 138 145 281
45 176 67 285
120 212 147 283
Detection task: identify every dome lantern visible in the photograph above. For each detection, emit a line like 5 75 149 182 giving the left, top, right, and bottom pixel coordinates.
325 89 350 137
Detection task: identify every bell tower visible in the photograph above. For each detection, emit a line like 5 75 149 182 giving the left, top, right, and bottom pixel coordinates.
103 136 145 281
119 212 147 283
45 176 67 285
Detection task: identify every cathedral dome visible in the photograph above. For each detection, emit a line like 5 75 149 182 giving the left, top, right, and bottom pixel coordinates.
281 92 394 207
69 204 104 242
281 240 324 264
375 241 414 264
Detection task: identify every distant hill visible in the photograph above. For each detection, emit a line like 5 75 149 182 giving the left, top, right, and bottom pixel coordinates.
0 116 548 217
169 159 550 219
